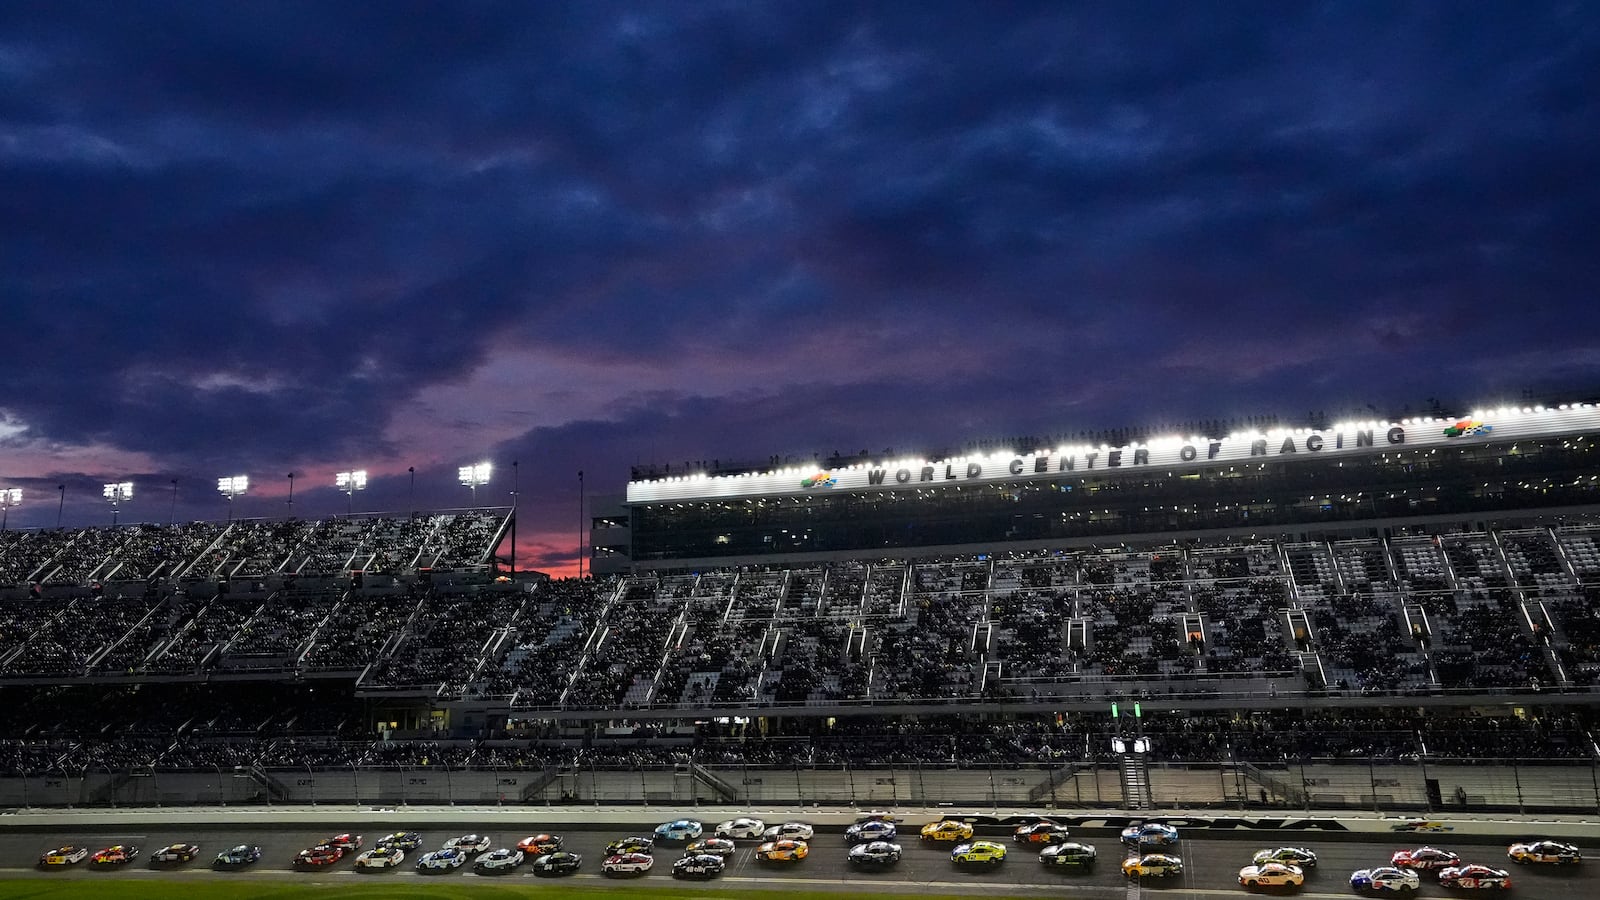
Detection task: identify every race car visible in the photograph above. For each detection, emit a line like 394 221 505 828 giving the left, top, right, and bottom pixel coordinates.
531 851 583 875
763 821 815 841
473 847 524 874
151 843 200 865
1508 839 1582 865
415 847 469 871
1351 866 1423 893
685 837 737 857
1013 821 1071 845
212 844 261 868
517 834 563 854
1253 846 1318 868
846 819 898 844
443 834 491 854
1392 846 1462 872
716 817 767 839
1122 822 1180 847
921 819 975 842
605 836 655 855
849 840 903 867
655 819 704 840
354 847 405 869
1438 864 1513 889
951 840 1008 867
377 831 423 851
293 844 343 868
327 833 363 852
1238 861 1305 888
602 851 654 875
673 852 726 879
38 846 89 868
92 845 140 866
756 838 809 862
1039 841 1097 869
1122 853 1184 879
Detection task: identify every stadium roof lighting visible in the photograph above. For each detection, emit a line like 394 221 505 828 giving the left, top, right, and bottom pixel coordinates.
336 469 368 514
0 487 19 532
459 461 491 504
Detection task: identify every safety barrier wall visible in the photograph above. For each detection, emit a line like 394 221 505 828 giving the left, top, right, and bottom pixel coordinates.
2 759 1595 814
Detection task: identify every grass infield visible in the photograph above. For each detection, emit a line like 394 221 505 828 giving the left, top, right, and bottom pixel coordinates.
0 880 997 900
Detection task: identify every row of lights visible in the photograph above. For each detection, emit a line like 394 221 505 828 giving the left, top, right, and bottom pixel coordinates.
638 403 1599 487
0 462 495 528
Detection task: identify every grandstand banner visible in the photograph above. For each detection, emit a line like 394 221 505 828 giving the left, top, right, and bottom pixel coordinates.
627 403 1600 503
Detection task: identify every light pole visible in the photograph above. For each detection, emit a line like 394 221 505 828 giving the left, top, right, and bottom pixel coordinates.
458 462 491 506
0 488 20 532
56 484 65 528
217 475 249 521
169 479 178 526
336 470 367 515
407 467 415 515
102 481 134 526
578 469 585 579
510 461 518 578
286 472 296 516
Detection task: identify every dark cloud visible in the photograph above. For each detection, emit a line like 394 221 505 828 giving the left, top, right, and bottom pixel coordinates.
1 3 1597 571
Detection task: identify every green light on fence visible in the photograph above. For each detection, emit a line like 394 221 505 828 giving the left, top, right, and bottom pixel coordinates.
1134 702 1142 718
1111 703 1119 718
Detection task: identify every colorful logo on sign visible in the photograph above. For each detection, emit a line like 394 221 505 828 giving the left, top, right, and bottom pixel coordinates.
800 472 837 489
1443 419 1493 437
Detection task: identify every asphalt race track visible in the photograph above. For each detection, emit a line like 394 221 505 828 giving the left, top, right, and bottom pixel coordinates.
0 817 1588 898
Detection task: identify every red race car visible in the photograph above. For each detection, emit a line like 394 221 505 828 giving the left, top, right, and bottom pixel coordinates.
1391 846 1461 872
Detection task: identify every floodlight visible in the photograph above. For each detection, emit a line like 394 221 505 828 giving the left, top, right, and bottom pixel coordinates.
0 487 19 532
459 461 492 504
336 469 368 514
102 481 134 501
217 474 248 521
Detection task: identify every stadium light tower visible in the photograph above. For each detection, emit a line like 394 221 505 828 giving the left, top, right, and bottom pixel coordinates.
102 481 134 526
217 475 249 521
458 462 491 505
335 469 367 514
0 488 20 532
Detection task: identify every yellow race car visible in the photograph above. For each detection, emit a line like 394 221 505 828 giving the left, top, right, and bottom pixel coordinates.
755 839 808 862
951 840 1007 867
921 819 975 842
1122 853 1183 879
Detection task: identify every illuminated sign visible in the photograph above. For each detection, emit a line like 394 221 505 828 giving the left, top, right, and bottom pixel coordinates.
627 404 1600 504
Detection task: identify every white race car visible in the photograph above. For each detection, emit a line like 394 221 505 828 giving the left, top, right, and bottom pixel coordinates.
1351 866 1422 893
846 820 898 843
1239 861 1304 888
602 851 654 875
443 834 491 854
415 848 469 871
354 847 405 869
473 848 524 873
716 817 766 839
763 821 815 841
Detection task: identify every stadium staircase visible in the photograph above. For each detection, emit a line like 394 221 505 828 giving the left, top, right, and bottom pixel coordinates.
1120 753 1152 810
1231 761 1307 807
684 761 739 802
518 766 562 802
247 764 292 803
1026 763 1085 803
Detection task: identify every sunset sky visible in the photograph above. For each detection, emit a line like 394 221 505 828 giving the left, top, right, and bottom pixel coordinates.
2 3 1597 573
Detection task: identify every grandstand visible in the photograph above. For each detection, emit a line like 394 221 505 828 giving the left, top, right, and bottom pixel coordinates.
1 402 1599 813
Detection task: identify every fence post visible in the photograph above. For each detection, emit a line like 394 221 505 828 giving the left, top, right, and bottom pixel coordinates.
1511 759 1524 814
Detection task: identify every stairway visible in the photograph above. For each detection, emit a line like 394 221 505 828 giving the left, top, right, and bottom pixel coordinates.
1120 754 1152 810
